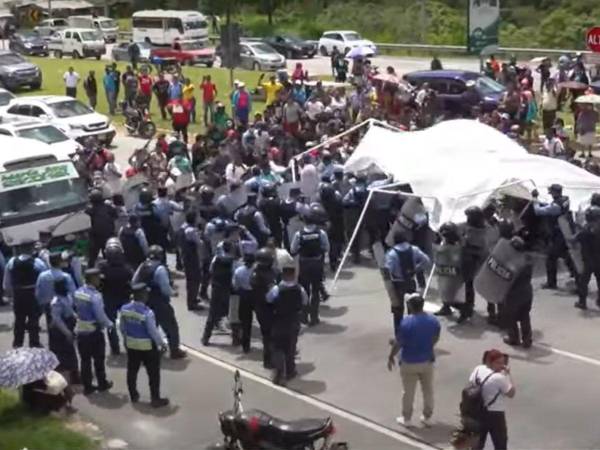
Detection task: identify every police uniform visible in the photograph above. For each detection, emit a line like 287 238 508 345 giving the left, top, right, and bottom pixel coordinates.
319 182 345 271
503 247 534 347
258 186 284 247
342 179 368 263
73 269 114 394
86 191 118 267
291 224 329 326
232 257 255 353
4 251 47 348
574 207 600 309
250 254 278 368
49 283 79 379
267 280 308 384
119 223 149 269
202 249 235 345
235 199 271 247
133 195 163 247
120 284 167 405
176 221 205 310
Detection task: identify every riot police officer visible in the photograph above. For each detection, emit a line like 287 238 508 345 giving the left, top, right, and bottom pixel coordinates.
118 214 149 270
250 248 278 368
153 186 184 251
267 255 309 385
196 185 218 228
133 246 187 359
383 231 430 334
280 187 308 251
120 283 169 408
134 188 163 247
532 184 577 289
35 252 76 330
574 206 600 310
86 189 117 267
49 278 79 383
4 241 48 348
259 183 284 247
99 243 133 355
202 241 235 346
233 250 256 353
291 205 330 326
343 174 368 264
177 211 205 311
433 222 464 317
319 177 345 271
73 268 114 395
235 193 271 247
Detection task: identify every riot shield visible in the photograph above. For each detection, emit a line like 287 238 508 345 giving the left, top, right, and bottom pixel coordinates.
286 216 304 249
474 238 528 304
372 241 401 308
558 215 584 275
434 243 465 304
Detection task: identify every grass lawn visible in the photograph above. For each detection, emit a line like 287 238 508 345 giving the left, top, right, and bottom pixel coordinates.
0 389 95 450
25 56 270 136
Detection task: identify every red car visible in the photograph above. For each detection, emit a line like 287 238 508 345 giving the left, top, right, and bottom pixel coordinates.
151 40 215 67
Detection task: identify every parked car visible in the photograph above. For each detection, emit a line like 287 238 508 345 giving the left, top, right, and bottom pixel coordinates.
34 18 68 39
9 32 49 56
318 30 377 56
111 41 152 62
0 88 15 114
263 35 316 59
4 96 116 144
239 41 286 71
403 70 506 116
151 40 215 67
0 117 80 159
47 28 106 60
0 51 42 91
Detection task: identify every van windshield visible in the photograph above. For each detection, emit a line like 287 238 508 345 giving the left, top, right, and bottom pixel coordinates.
100 19 117 29
50 100 93 118
80 31 101 41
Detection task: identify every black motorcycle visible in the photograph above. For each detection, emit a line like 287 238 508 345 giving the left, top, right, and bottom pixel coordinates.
219 371 348 450
122 101 156 139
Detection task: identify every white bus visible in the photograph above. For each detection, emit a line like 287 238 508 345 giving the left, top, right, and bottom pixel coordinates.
0 136 90 250
132 10 209 46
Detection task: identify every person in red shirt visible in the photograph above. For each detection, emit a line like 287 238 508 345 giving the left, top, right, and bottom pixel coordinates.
200 75 218 127
291 62 307 82
137 68 153 110
167 98 191 144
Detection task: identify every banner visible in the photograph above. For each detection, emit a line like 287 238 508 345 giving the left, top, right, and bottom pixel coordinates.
468 0 500 55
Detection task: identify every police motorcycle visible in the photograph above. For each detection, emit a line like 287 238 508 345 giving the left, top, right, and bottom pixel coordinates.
121 100 157 139
219 371 348 450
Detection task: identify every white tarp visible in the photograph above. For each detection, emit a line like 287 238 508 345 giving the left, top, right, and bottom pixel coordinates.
344 119 600 228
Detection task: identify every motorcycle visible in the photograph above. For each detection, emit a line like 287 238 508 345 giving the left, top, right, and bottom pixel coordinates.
122 101 157 139
219 370 348 450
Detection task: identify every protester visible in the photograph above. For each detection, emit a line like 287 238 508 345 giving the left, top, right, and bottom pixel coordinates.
83 70 97 109
63 67 80 98
200 75 218 126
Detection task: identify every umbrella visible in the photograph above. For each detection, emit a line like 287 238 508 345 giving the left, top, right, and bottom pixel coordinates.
575 94 600 104
345 46 374 59
0 348 58 388
559 81 588 90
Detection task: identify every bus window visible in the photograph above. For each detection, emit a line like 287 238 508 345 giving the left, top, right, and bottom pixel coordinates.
167 18 184 35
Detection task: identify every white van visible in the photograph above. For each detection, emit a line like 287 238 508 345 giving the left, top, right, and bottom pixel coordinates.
67 15 119 42
47 28 106 60
0 136 90 249
132 10 209 45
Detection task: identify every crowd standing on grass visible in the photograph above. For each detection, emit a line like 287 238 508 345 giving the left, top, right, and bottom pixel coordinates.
4 49 600 449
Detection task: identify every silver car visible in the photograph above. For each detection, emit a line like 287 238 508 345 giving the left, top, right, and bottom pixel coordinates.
111 41 152 62
239 41 286 71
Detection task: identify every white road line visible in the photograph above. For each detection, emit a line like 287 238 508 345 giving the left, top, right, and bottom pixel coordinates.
181 344 440 450
536 343 600 367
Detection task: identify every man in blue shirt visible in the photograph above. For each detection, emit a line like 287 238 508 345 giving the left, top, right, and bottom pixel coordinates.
35 252 76 322
103 66 117 115
233 250 256 353
168 75 183 101
387 293 440 429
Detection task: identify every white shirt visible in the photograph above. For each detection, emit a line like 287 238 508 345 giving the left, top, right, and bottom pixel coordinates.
542 89 558 111
305 99 324 121
330 96 347 111
300 163 319 201
468 365 512 412
63 71 80 88
225 162 247 186
543 137 565 157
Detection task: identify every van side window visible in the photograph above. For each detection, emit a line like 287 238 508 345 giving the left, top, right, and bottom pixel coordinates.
74 33 81 42
65 31 71 39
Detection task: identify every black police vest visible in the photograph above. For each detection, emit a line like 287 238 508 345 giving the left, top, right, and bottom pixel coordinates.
212 254 234 287
137 203 161 241
177 225 200 268
90 204 116 237
259 197 281 227
197 202 217 224
11 257 37 289
251 265 276 296
280 200 298 221
100 261 132 303
137 259 164 301
351 187 368 207
237 205 261 238
120 227 145 266
298 229 323 258
272 284 303 323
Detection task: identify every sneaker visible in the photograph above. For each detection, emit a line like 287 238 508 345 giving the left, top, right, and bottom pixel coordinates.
396 416 415 428
574 301 588 310
97 381 113 392
541 283 557 290
150 397 170 408
456 314 470 324
83 385 97 396
171 348 187 359
420 415 433 427
521 340 533 349
503 337 520 347
130 392 140 403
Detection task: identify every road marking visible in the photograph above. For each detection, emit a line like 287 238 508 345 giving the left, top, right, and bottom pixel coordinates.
536 343 600 367
181 344 440 450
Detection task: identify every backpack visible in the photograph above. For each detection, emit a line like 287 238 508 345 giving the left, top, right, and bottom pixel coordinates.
460 370 501 421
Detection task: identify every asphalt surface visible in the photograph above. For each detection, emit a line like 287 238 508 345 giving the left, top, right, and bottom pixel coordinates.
3 134 600 450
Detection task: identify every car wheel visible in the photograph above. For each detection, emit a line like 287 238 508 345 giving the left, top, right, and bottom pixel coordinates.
206 61 214 68
72 50 80 59
31 82 41 90
140 121 157 139
95 54 101 60
54 50 62 58
252 62 260 71
320 45 328 56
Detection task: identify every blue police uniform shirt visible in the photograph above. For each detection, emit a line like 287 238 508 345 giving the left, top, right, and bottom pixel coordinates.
119 301 164 349
266 281 309 305
132 264 173 300
35 268 76 307
50 294 76 337
290 225 330 256
533 200 564 217
3 256 47 297
153 197 184 228
384 243 431 282
397 313 440 364
73 285 113 334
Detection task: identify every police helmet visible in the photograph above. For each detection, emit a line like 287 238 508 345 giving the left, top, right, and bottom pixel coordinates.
89 189 103 204
199 185 215 201
510 236 526 251
105 243 124 263
591 193 600 207
148 245 165 261
261 182 277 198
464 206 485 226
439 222 459 241
255 248 274 267
305 203 326 224
548 183 563 196
585 206 600 224
139 188 153 205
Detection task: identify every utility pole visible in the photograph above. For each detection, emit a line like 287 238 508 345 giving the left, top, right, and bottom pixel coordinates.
48 0 52 19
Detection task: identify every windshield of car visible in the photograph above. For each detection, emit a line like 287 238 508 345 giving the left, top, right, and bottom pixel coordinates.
17 125 69 144
284 36 302 44
17 31 38 40
342 32 362 41
99 19 117 29
251 43 275 55
0 53 25 65
54 19 67 26
184 19 207 30
50 100 93 118
475 76 505 96
180 41 203 50
80 31 102 41
0 91 15 106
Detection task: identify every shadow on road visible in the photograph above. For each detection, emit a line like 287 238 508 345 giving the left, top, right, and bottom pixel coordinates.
288 378 327 395
132 401 180 417
304 321 347 335
320 305 349 318
163 357 191 371
85 391 129 410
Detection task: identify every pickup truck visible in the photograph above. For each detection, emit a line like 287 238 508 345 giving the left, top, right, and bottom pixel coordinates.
150 40 216 68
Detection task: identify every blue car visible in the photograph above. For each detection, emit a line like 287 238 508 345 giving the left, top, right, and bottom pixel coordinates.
403 70 506 116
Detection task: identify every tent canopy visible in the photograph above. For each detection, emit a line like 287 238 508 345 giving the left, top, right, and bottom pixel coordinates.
344 119 600 227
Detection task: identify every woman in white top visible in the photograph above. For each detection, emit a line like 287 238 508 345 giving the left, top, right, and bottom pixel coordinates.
469 349 516 450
